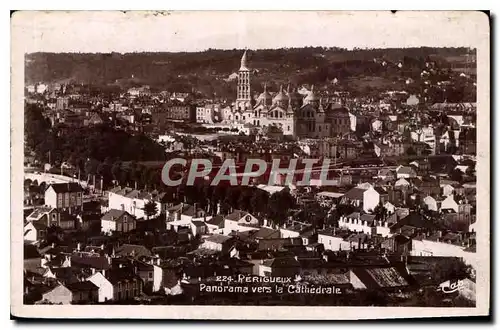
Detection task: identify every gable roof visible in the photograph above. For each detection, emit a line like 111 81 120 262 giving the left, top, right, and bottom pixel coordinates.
204 234 233 245
47 182 84 194
71 255 111 270
262 257 301 268
225 209 248 221
115 244 152 258
106 268 142 285
65 280 99 292
343 188 365 200
101 209 131 221
351 266 410 289
390 213 440 232
206 215 224 227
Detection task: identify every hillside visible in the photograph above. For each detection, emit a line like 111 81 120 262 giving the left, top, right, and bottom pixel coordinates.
25 47 476 100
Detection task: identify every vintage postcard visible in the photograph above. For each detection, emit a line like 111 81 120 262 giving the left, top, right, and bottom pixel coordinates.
11 11 490 319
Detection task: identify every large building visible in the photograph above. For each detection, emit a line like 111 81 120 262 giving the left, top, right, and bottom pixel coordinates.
222 50 353 139
44 183 84 211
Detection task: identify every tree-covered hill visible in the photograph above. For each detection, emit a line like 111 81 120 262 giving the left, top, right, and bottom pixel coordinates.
25 47 475 100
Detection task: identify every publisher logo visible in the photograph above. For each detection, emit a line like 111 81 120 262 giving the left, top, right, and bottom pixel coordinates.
436 279 465 294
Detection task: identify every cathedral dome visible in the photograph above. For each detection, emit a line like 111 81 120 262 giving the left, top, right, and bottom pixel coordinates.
257 83 272 105
273 85 289 104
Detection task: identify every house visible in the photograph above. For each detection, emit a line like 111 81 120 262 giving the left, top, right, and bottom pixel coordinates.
257 237 302 251
71 254 111 273
316 191 345 206
107 187 165 220
86 271 114 302
422 195 438 212
377 169 395 181
65 281 99 304
205 215 225 234
339 212 391 237
200 234 235 253
439 194 455 212
100 209 136 235
280 221 312 238
258 257 301 278
341 186 380 213
24 221 47 242
441 184 456 197
114 244 152 258
349 266 412 291
318 229 353 251
390 213 439 234
136 259 163 293
106 268 144 301
38 283 73 304
190 220 207 236
251 227 281 241
223 210 260 235
44 183 84 211
26 207 59 226
394 178 411 189
395 166 417 179
383 201 395 214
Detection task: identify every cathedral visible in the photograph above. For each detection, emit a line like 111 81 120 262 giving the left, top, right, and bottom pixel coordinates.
222 50 352 139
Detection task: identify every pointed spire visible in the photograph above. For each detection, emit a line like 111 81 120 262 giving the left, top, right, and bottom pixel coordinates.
240 49 249 70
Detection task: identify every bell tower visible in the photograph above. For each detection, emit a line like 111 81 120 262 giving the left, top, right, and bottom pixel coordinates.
236 50 251 110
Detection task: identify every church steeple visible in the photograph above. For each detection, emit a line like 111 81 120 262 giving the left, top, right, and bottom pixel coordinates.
236 49 251 110
240 49 249 71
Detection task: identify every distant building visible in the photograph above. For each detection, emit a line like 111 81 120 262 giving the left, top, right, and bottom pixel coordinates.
56 97 69 110
44 183 84 211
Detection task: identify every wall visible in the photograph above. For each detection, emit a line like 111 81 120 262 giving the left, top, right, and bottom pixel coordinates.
87 272 113 302
42 285 72 304
101 219 116 234
318 234 351 251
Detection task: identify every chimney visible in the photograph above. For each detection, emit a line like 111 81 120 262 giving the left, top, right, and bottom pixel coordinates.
51 242 55 248
77 242 81 251
91 268 96 274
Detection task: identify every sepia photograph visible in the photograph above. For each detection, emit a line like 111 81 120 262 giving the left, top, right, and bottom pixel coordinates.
10 10 490 319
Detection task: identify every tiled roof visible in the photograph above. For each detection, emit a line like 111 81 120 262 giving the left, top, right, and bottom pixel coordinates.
101 209 130 221
203 234 232 245
343 188 365 200
262 257 301 268
48 183 84 194
66 281 98 292
115 244 152 258
206 215 224 227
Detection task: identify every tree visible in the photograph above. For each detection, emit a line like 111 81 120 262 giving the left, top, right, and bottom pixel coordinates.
143 201 158 220
450 168 464 183
373 202 388 222
431 257 473 284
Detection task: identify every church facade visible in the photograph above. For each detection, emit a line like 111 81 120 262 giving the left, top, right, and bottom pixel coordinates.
222 50 352 139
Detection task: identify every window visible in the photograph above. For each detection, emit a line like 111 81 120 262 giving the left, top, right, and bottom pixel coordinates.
149 272 153 279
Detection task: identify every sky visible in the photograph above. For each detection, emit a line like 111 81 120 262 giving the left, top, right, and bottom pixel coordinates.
12 11 488 53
